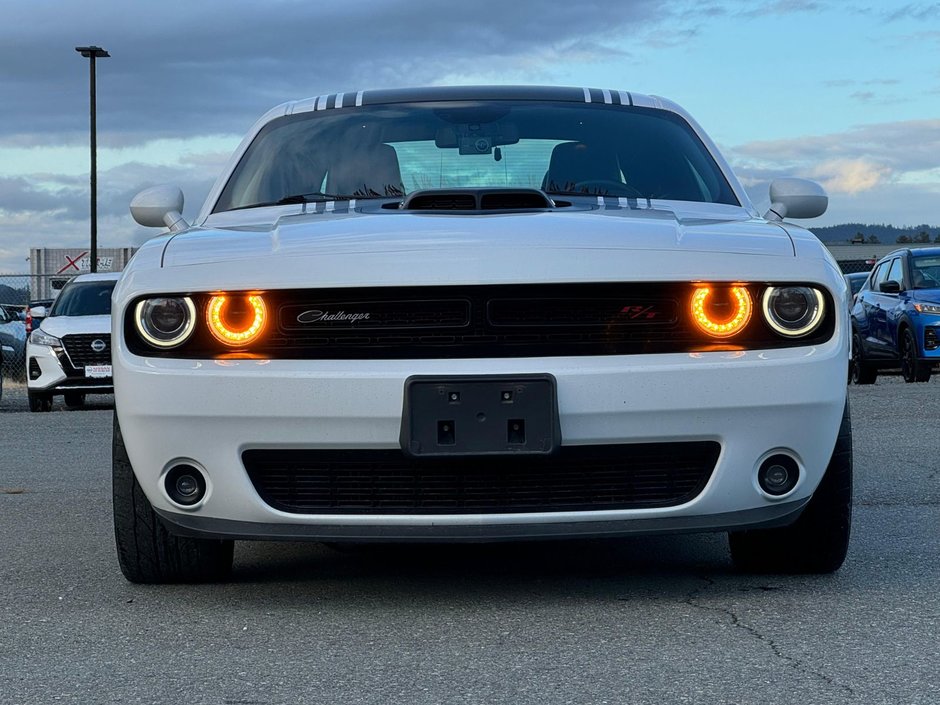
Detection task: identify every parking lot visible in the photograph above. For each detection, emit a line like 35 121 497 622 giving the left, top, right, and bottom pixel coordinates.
1 377 938 704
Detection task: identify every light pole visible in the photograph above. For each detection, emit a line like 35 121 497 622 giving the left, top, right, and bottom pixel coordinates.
75 45 110 274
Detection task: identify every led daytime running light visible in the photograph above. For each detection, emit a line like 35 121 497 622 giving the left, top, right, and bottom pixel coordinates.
690 286 753 338
761 287 825 337
207 294 267 346
135 297 197 349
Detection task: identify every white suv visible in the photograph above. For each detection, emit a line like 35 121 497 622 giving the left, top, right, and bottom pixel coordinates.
27 272 120 411
113 86 850 583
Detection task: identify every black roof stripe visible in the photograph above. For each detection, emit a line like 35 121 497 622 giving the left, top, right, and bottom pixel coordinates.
348 85 630 106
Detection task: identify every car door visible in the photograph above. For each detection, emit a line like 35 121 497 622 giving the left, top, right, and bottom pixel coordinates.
872 257 904 358
855 261 887 357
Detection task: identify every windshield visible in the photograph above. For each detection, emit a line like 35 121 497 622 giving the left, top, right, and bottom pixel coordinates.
214 101 739 212
911 255 940 289
49 281 116 317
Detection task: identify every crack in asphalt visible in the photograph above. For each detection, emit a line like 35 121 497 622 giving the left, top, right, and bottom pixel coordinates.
683 576 856 697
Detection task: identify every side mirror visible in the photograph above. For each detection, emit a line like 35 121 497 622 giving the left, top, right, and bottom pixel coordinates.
130 185 190 232
30 306 48 318
879 281 901 294
764 178 828 221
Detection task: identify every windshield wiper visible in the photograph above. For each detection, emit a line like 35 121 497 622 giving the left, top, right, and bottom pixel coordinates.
227 192 361 211
545 186 650 201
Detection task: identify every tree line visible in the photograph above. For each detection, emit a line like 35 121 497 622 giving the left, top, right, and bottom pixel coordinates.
811 223 940 244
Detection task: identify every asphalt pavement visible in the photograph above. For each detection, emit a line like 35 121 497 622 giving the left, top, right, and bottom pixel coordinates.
1 379 938 704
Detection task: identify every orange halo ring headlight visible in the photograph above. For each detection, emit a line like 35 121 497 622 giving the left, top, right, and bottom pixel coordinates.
690 285 753 338
206 294 267 346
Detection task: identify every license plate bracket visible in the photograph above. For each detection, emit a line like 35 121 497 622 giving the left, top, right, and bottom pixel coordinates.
401 374 560 457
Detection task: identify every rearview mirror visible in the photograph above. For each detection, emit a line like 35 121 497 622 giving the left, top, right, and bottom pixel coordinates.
130 185 189 232
30 306 47 318
764 178 828 221
879 281 901 294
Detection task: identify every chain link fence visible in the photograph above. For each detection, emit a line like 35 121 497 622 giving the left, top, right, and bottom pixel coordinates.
1 273 90 411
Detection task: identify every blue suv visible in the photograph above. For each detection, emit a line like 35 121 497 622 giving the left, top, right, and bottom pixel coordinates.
851 247 940 384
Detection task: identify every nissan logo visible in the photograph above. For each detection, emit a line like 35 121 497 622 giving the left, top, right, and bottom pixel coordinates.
90 339 106 353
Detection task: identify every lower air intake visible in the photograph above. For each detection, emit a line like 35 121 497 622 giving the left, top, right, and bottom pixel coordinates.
243 442 720 515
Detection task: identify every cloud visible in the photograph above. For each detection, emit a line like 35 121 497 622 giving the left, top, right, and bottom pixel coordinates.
737 0 822 17
809 158 892 194
0 0 663 148
883 2 940 21
731 119 940 175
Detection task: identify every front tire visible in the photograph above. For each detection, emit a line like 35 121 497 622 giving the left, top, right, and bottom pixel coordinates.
729 401 852 574
850 332 877 385
900 328 931 383
28 391 53 412
112 412 234 584
64 392 86 409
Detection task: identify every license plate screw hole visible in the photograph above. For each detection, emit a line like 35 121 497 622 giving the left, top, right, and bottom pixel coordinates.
437 420 456 445
449 392 460 403
508 419 525 444
501 390 513 402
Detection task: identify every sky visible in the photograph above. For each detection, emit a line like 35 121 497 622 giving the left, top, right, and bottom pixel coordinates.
0 0 938 272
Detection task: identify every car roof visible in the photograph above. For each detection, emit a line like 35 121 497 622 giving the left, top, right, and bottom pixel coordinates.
70 272 122 283
283 85 669 115
877 247 940 262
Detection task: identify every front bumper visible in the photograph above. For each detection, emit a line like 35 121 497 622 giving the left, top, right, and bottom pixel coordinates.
26 342 113 395
115 339 848 541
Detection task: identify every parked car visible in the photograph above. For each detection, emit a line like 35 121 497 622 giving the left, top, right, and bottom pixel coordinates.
25 298 54 336
26 273 120 411
0 304 27 378
851 247 940 384
844 272 869 301
113 85 850 583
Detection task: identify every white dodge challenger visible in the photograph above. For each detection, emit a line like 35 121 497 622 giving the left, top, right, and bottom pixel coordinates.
114 86 850 583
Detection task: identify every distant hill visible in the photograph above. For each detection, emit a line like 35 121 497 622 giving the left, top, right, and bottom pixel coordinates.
0 283 28 305
811 223 940 245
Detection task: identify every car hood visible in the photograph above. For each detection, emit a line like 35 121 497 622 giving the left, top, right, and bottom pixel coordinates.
38 314 112 338
913 288 940 304
167 206 794 266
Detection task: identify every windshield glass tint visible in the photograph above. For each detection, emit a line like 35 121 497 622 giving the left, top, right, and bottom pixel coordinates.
214 101 739 212
911 255 940 289
50 281 116 317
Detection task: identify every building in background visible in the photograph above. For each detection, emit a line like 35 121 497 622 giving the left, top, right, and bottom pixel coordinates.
29 247 136 300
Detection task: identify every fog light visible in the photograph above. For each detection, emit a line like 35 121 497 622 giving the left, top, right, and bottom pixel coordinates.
757 454 799 496
164 464 207 506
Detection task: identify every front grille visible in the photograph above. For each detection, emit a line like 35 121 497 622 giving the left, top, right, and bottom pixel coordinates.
243 442 720 515
62 334 111 368
126 283 836 360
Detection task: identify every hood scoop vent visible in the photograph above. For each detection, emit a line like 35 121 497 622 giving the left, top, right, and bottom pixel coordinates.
400 188 555 212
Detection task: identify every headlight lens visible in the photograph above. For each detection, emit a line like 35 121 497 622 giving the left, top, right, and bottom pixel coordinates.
762 287 825 336
913 302 940 315
690 285 753 338
135 297 196 348
206 294 267 346
29 329 61 347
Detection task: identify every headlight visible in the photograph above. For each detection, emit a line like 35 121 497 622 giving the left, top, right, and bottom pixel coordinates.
690 285 753 338
913 302 940 315
206 294 267 346
761 286 825 336
29 329 61 347
135 297 197 348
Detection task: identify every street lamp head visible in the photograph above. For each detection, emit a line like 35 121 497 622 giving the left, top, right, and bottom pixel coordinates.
75 46 110 58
